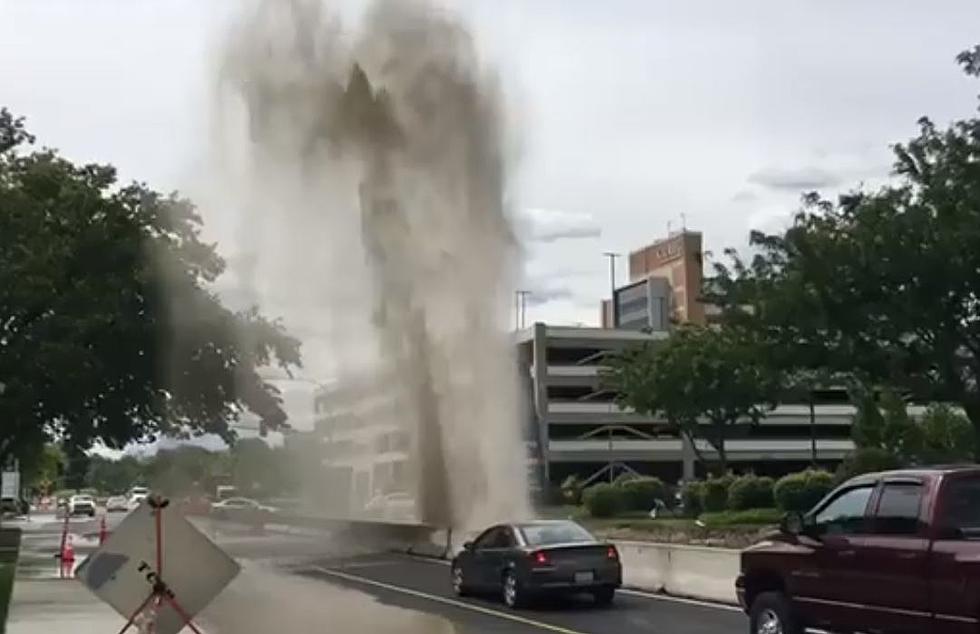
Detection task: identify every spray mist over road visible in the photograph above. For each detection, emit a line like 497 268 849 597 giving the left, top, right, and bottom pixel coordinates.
211 0 530 529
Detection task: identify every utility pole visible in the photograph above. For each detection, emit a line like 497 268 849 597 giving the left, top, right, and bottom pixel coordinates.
603 252 619 327
515 290 531 329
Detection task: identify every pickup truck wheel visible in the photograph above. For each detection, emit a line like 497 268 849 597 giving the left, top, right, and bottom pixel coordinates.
749 591 802 634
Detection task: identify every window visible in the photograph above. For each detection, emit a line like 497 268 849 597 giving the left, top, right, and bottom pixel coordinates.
939 477 980 539
520 522 596 546
473 527 516 549
873 482 923 535
813 486 873 535
473 527 500 549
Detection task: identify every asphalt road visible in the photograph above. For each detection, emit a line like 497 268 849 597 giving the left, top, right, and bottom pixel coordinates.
13 512 749 633
297 553 747 634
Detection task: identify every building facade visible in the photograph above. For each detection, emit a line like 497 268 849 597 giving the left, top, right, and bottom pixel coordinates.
602 230 706 329
311 377 412 515
518 323 860 486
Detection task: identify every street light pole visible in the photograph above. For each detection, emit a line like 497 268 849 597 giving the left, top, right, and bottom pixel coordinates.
603 252 620 327
514 290 531 329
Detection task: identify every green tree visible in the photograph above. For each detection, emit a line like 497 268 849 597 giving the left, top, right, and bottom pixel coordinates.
850 386 923 462
0 110 301 467
706 48 980 447
918 403 975 464
231 437 289 498
604 324 778 473
146 445 226 497
19 443 65 494
85 455 146 494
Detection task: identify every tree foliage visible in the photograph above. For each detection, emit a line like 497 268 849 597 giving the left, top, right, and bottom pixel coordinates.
604 325 778 472
0 110 301 465
705 49 980 446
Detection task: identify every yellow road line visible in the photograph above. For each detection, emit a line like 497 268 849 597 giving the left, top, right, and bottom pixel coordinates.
307 565 589 634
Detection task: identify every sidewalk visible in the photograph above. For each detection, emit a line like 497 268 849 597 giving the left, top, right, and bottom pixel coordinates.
6 578 120 633
6 519 121 633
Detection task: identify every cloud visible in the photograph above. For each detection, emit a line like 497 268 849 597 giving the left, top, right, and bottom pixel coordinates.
731 189 759 203
524 285 575 306
520 207 602 242
747 167 841 191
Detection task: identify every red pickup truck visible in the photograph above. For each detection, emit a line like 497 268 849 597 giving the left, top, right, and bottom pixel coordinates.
737 466 980 634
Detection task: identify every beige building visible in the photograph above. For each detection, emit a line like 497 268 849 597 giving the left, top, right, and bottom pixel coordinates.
601 230 706 329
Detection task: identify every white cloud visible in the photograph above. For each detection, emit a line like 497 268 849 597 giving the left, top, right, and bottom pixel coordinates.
520 207 602 242
748 167 840 191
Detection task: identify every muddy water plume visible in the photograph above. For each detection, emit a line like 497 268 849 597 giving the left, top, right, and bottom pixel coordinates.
211 0 530 529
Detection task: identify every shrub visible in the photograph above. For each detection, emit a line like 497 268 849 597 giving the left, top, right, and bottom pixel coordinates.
582 483 625 518
701 473 735 513
618 477 666 511
774 469 835 513
727 473 775 511
835 447 903 484
680 481 704 517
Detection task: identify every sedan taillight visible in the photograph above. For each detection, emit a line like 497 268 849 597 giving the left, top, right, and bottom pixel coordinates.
607 546 619 560
530 550 549 565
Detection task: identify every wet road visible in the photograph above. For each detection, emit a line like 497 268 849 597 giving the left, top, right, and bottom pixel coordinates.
12 513 749 633
296 553 746 634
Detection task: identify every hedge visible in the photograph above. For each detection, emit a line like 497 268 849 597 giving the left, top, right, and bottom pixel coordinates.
701 474 735 513
727 473 775 511
582 483 625 518
618 477 667 512
680 481 704 517
774 469 834 513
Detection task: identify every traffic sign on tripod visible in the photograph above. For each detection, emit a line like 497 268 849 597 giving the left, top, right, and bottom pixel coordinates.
75 495 240 634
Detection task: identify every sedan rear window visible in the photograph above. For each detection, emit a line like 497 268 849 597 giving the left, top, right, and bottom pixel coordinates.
519 522 595 546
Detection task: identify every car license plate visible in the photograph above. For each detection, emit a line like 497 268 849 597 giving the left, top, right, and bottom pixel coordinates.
574 571 594 584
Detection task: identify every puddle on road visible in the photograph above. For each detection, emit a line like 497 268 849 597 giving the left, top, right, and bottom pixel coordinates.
201 562 460 634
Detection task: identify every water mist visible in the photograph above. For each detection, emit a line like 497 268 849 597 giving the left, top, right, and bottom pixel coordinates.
211 0 530 529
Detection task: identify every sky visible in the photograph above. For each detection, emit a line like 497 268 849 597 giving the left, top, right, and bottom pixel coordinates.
3 0 980 439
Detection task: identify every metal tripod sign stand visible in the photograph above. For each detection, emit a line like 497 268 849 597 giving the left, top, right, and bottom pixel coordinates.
75 494 240 634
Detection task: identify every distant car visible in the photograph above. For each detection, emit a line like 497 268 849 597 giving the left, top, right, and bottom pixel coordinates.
128 493 148 509
0 497 28 516
68 495 96 517
209 497 275 520
451 520 622 609
364 492 415 522
106 496 129 512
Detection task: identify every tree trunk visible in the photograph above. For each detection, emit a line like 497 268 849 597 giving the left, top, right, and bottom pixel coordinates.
680 429 709 475
809 398 818 467
715 438 727 474
710 420 729 475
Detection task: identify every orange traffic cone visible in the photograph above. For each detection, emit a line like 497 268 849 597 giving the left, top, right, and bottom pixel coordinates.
60 535 75 579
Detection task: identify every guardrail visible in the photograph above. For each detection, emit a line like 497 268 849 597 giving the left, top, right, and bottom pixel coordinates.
193 510 454 559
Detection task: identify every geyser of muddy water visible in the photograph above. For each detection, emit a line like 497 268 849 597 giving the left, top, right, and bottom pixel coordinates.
212 0 530 529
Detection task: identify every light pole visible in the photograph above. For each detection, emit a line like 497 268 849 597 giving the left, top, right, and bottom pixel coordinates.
515 290 531 329
603 252 620 327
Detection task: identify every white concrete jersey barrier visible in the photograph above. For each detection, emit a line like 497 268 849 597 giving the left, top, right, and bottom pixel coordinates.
615 541 740 604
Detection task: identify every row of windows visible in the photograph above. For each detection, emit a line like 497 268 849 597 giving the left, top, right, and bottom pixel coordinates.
813 478 980 537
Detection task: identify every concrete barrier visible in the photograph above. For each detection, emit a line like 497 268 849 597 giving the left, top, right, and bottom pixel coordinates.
615 540 740 604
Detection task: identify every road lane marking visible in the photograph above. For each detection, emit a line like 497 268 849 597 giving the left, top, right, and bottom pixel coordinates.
305 565 589 634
